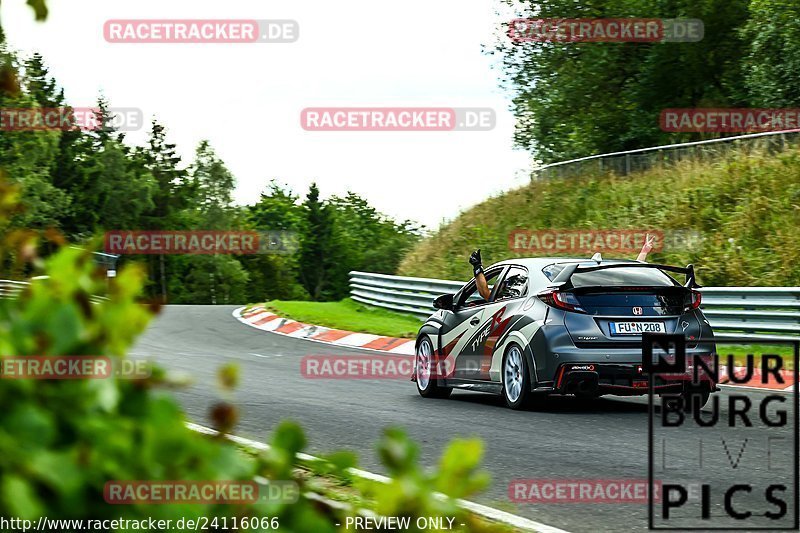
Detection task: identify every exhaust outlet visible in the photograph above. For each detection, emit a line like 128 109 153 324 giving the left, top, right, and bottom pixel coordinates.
576 378 598 396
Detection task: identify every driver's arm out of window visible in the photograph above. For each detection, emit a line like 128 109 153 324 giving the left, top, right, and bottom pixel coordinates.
476 271 491 300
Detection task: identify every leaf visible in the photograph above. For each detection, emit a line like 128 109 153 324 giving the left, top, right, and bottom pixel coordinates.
377 427 418 476
4 405 55 449
29 450 83 494
271 420 307 458
436 438 490 498
217 363 239 390
2 475 43 519
26 0 49 21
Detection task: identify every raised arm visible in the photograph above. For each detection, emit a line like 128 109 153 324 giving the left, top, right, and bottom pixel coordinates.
469 249 491 300
636 233 655 262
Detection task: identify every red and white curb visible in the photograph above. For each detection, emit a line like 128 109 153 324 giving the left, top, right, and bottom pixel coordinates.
233 305 416 355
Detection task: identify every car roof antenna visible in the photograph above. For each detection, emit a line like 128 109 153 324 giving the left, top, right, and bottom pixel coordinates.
591 252 602 263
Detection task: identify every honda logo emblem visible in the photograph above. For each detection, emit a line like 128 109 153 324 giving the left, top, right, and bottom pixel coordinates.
632 306 643 315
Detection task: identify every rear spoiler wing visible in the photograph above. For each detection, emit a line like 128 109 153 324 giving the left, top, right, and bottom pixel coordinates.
551 262 700 290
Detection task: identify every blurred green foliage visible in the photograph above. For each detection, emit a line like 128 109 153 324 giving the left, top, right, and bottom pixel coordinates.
0 5 503 530
0 184 503 530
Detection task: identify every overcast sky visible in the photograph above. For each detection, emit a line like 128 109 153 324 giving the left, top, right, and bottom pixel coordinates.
3 0 531 229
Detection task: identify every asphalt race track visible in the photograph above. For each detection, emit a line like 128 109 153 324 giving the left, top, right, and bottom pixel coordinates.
132 305 798 533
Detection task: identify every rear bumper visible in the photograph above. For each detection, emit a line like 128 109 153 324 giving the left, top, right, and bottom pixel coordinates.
553 362 716 396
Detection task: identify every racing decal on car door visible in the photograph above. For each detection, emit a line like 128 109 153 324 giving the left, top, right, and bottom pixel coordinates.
436 308 485 378
425 331 465 378
481 306 515 376
460 305 512 379
442 331 466 355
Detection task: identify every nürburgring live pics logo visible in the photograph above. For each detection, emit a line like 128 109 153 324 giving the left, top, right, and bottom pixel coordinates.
644 333 799 530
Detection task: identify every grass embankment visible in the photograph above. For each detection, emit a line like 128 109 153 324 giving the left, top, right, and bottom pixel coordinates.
264 298 421 338
721 344 796 371
398 148 800 286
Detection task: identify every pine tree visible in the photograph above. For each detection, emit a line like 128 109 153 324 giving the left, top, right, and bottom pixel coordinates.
138 120 193 301
190 140 235 229
23 53 63 107
298 183 334 300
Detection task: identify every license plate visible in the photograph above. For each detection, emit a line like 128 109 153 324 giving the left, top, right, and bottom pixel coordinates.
609 321 666 335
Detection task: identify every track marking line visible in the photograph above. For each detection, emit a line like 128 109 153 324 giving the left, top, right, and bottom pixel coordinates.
187 422 570 533
718 383 793 393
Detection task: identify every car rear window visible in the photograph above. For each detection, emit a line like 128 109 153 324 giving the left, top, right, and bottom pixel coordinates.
542 264 567 281
570 267 677 287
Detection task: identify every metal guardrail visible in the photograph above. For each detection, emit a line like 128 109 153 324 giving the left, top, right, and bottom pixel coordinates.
0 278 108 304
536 129 800 179
0 280 28 300
349 271 800 340
350 271 464 317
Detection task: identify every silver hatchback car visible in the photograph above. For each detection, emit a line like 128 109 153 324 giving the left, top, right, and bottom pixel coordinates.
412 257 717 409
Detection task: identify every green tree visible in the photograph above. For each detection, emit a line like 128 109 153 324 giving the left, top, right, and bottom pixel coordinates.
138 120 194 301
170 254 250 304
243 180 307 301
0 53 70 232
248 179 304 231
326 192 422 299
742 0 800 107
54 96 155 237
190 140 236 229
495 0 750 163
84 139 155 231
23 52 63 107
298 183 334 300
169 141 249 304
139 120 193 227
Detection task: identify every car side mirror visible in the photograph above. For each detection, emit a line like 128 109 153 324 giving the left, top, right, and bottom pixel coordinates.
433 293 454 311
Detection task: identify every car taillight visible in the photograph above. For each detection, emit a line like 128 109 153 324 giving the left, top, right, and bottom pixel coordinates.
537 289 585 313
684 289 702 311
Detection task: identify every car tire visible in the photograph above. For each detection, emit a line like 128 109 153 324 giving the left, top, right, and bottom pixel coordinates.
502 343 531 410
415 335 452 399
